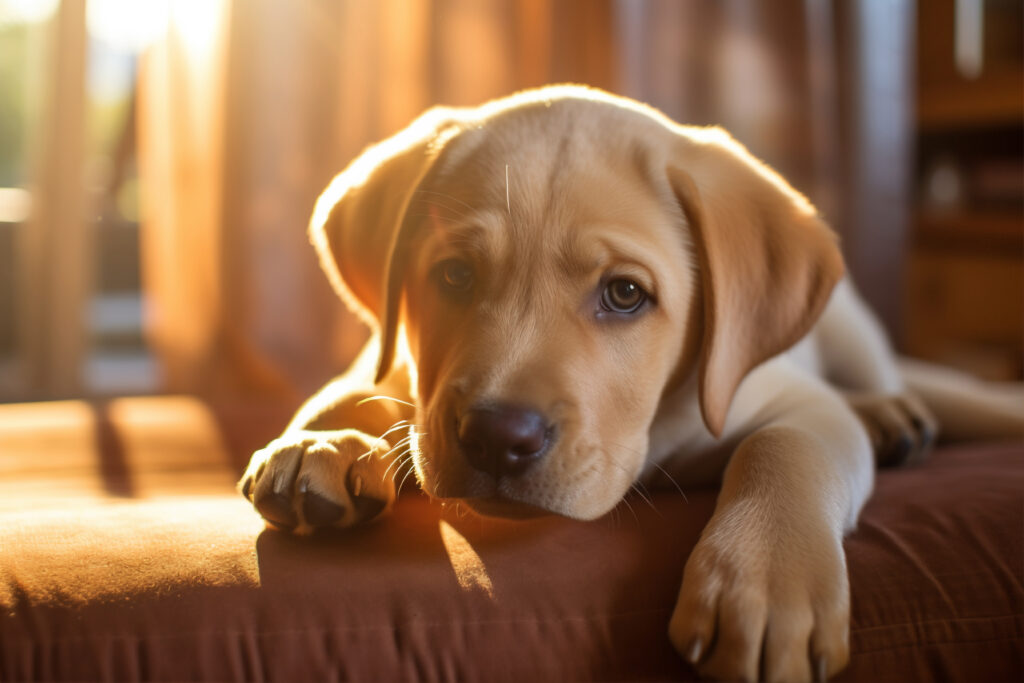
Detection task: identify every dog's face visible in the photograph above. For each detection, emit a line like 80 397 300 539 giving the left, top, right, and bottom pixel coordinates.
312 87 843 521
401 112 698 519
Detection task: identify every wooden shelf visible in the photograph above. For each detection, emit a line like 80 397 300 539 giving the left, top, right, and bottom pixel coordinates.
918 69 1024 130
914 210 1024 251
910 0 1024 380
904 248 1024 380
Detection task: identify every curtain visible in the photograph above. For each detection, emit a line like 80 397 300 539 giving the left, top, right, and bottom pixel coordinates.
138 0 617 402
616 0 914 338
137 0 912 401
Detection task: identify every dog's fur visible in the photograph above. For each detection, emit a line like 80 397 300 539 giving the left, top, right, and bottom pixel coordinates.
240 86 1024 682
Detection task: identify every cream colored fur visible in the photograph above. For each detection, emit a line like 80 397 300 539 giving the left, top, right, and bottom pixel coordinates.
240 86 1024 683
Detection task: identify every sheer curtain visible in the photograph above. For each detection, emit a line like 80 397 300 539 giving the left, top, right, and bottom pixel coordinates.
137 0 912 402
616 0 914 338
137 0 617 402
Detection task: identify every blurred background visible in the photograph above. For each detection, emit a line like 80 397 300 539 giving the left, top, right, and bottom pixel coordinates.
0 0 1021 408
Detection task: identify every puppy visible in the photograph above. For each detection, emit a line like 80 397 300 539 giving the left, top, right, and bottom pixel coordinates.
239 85 1023 682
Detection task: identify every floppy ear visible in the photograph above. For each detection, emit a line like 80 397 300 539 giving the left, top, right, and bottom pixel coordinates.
310 108 461 383
667 129 844 437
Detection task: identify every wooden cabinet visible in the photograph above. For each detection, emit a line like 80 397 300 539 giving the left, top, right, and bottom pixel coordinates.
908 0 1023 380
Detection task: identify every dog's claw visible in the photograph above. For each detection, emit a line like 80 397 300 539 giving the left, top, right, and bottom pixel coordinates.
344 469 387 521
815 655 828 683
255 491 298 530
847 391 938 468
352 495 387 521
240 430 396 532
685 637 703 664
892 432 914 463
300 478 347 526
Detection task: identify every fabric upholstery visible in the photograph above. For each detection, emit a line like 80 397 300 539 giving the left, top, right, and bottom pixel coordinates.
0 397 1021 681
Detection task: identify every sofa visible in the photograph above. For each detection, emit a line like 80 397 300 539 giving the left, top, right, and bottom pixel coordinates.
1 395 1021 681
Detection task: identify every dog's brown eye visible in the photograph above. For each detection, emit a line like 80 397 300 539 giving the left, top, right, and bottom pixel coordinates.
601 278 646 314
437 259 474 293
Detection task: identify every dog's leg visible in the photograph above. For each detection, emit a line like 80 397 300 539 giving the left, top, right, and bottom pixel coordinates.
815 278 937 465
899 357 1024 441
238 337 415 533
669 363 873 682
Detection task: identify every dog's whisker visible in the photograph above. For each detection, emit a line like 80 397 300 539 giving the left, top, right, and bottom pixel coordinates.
364 420 412 459
391 461 415 493
504 163 511 216
408 212 472 227
632 477 657 506
630 482 658 512
604 439 688 503
378 420 412 441
429 470 447 503
410 202 476 225
605 439 647 459
383 449 407 473
620 495 640 525
380 433 414 458
606 504 620 529
384 441 414 460
377 419 406 433
396 459 418 493
597 442 645 482
357 395 416 409
647 461 689 503
415 189 477 215
590 443 661 517
388 455 411 486
381 438 416 480
365 427 400 457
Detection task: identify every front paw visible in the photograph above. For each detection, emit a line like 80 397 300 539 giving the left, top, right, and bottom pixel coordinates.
669 506 850 682
238 429 398 534
847 391 937 467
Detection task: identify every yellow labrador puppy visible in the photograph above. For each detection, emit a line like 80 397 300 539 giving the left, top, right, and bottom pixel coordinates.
239 86 1023 682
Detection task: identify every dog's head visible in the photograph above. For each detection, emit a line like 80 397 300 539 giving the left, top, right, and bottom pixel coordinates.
312 86 843 520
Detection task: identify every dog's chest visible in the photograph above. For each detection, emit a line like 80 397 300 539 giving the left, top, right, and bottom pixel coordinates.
642 380 735 487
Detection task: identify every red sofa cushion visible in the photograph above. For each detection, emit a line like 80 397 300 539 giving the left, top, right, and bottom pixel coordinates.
0 397 1021 681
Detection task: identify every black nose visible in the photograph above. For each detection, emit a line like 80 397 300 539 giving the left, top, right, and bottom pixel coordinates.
457 404 551 478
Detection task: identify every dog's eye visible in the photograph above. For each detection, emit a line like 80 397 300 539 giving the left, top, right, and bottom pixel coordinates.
601 278 647 314
436 259 474 293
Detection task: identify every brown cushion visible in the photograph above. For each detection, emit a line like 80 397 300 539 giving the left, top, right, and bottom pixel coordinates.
0 397 1021 681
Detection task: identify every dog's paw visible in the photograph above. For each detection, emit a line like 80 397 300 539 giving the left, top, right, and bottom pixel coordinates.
238 429 398 533
669 504 850 682
846 391 938 467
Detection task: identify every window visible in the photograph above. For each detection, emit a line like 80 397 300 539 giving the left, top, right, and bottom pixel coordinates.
0 0 159 401
0 0 52 397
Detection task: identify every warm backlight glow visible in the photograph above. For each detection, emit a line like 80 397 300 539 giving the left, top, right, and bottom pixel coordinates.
84 0 224 53
88 0 167 51
170 0 225 56
0 0 57 24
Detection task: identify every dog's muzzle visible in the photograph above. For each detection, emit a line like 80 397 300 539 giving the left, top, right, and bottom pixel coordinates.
456 403 554 479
